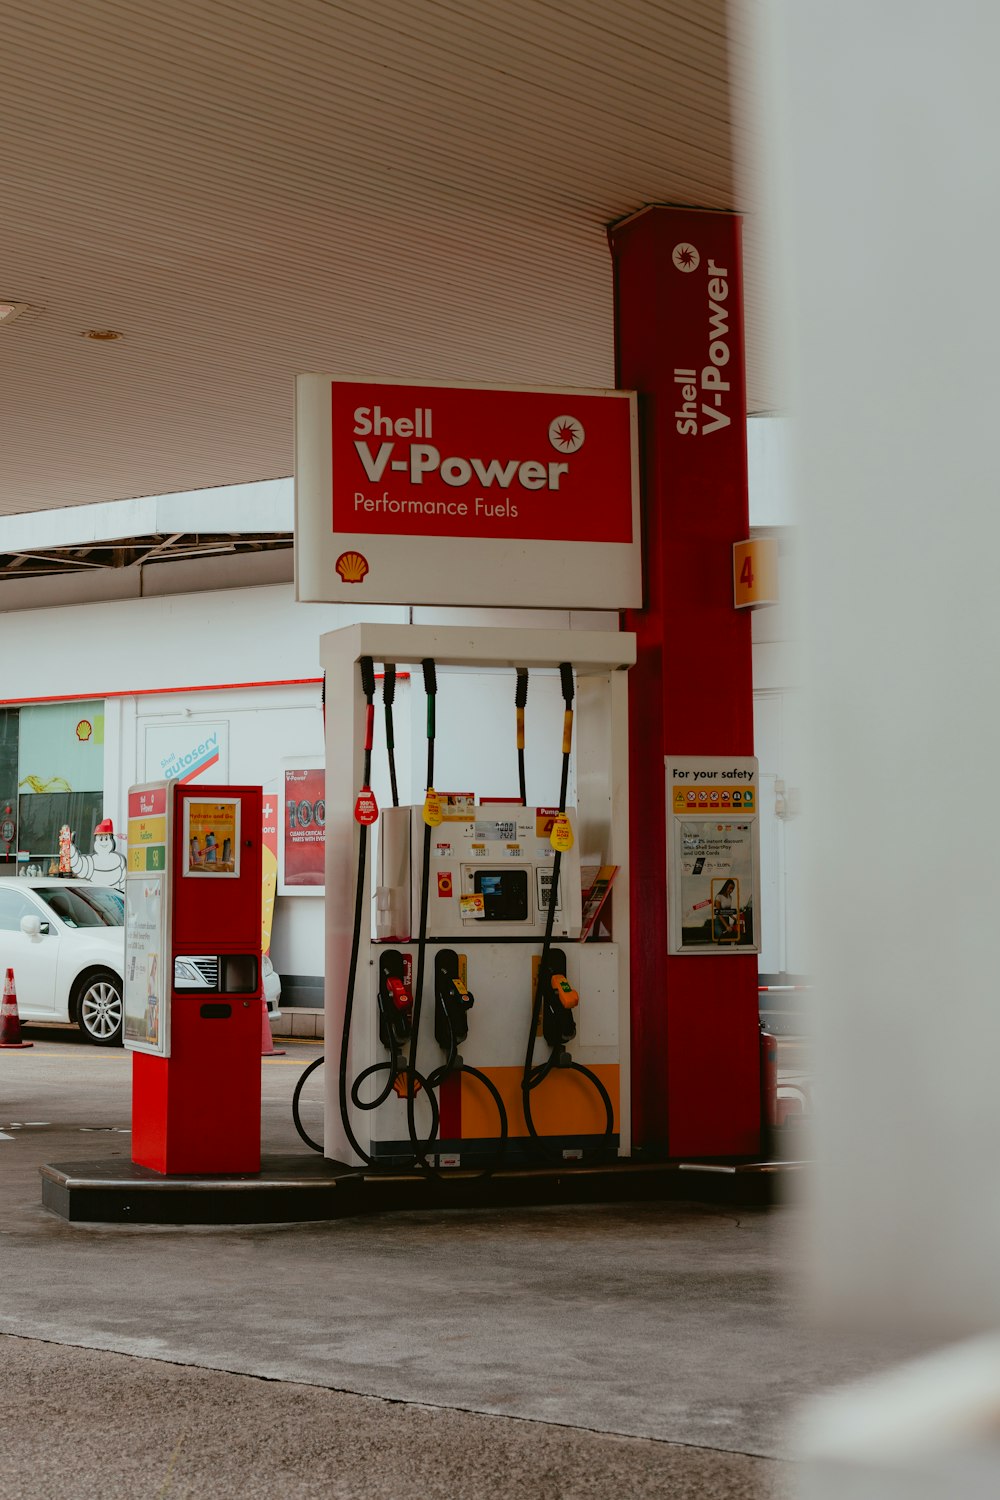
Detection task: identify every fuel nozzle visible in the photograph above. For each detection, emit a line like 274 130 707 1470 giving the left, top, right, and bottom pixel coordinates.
377 953 413 1050
539 949 577 1049
386 976 411 1013
434 949 474 1054
550 973 578 1010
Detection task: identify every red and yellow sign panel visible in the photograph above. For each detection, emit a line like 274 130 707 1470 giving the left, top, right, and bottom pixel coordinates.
127 785 168 872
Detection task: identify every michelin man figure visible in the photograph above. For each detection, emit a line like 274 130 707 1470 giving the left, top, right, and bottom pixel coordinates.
69 818 127 891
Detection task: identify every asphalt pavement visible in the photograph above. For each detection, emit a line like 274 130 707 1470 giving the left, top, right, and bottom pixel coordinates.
0 1025 918 1498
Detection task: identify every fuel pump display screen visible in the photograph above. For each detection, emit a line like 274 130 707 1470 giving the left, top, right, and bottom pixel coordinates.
473 869 529 922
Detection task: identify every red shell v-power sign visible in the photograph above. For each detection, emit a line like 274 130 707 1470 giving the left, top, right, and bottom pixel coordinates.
294 376 640 610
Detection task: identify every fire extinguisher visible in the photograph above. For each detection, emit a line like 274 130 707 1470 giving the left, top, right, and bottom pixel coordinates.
759 1021 778 1147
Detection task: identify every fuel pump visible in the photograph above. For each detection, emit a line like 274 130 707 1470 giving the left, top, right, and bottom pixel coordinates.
318 622 633 1170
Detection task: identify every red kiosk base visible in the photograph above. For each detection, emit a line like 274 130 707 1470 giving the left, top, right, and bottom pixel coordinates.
132 998 262 1175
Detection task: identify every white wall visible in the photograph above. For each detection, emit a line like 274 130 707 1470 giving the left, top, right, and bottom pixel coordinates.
0 583 406 702
753 687 806 978
747 416 794 527
751 535 804 979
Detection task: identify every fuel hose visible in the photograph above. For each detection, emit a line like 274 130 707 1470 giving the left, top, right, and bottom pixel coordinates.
383 662 399 808
515 667 529 805
520 662 615 1155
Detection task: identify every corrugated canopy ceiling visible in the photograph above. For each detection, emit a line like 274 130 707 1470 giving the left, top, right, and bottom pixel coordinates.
0 0 771 516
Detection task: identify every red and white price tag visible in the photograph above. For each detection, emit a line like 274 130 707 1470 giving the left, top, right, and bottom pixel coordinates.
354 787 379 825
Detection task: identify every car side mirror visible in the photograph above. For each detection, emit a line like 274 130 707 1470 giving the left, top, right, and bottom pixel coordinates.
20 915 49 938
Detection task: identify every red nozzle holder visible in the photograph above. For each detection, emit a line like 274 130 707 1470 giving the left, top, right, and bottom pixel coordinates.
386 976 412 1013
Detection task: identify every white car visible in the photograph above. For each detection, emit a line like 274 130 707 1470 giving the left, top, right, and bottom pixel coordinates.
0 877 281 1047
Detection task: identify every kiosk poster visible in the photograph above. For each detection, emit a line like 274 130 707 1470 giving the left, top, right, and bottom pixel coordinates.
666 754 760 956
282 767 325 889
124 874 167 1053
184 799 240 877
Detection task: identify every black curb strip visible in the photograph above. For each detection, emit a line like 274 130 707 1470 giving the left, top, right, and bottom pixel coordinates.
40 1155 806 1225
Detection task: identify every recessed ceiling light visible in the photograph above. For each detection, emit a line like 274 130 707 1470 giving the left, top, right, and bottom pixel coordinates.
82 329 124 340
0 302 32 325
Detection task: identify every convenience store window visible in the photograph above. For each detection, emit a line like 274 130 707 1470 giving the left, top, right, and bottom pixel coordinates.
16 703 104 876
0 709 17 865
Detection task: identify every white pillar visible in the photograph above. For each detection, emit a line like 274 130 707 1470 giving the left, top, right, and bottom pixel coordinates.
758 1 1000 1491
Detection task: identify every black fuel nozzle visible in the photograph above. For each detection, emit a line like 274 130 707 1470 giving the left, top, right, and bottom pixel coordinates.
377 951 413 1050
434 949 474 1054
360 655 376 701
539 947 578 1049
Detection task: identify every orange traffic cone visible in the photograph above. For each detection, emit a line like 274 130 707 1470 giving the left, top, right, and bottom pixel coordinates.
261 997 284 1057
0 968 33 1049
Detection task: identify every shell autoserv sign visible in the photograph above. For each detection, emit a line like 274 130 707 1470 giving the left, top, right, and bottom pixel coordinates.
294 376 640 608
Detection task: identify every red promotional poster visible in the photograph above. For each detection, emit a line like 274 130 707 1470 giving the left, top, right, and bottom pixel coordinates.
283 768 326 888
330 380 634 545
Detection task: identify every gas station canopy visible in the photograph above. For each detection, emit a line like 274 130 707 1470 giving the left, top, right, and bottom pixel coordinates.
0 0 770 517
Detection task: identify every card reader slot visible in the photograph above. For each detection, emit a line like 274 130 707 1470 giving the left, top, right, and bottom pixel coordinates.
472 868 530 922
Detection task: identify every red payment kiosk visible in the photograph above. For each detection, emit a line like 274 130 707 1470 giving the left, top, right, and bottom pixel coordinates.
124 781 264 1174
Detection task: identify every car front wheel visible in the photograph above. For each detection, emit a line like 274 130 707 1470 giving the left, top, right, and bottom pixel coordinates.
75 971 124 1047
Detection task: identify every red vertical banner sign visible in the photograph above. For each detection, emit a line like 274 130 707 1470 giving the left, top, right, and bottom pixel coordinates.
610 207 759 1158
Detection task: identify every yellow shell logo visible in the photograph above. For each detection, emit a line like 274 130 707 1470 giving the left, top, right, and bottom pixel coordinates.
336 550 369 584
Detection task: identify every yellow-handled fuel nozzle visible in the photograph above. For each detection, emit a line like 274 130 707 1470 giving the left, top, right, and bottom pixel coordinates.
550 973 579 1010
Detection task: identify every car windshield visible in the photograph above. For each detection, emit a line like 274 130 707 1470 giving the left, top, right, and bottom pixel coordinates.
35 885 124 929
